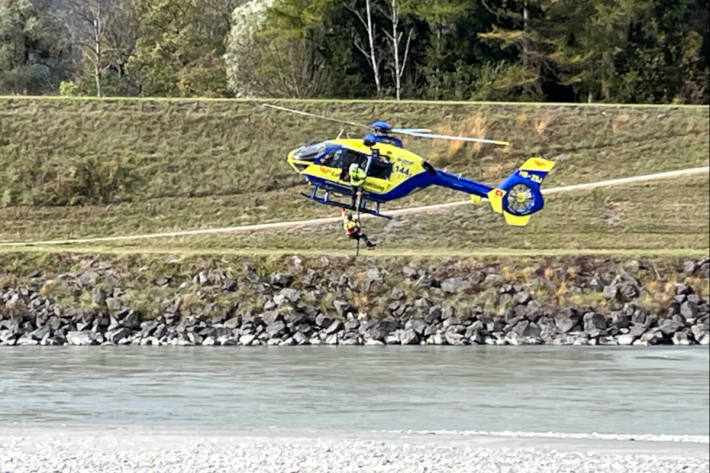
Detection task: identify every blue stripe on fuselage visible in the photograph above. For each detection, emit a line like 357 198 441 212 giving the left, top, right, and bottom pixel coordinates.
305 169 494 203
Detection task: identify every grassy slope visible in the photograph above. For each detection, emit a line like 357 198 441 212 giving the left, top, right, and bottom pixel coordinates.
0 98 708 253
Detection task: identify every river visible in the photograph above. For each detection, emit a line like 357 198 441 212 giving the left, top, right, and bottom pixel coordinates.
0 346 707 435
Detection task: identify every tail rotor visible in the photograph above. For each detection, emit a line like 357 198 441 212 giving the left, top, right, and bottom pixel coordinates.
487 157 555 226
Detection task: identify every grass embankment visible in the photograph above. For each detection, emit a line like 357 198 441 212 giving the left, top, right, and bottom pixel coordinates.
0 98 708 253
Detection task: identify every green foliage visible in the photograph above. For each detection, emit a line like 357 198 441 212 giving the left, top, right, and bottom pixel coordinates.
0 0 73 95
59 81 78 97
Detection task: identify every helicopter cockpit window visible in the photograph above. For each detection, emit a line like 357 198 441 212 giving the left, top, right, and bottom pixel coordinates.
320 149 345 168
368 158 392 179
293 141 330 161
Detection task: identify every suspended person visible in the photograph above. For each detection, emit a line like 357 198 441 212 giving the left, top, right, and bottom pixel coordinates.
341 209 376 249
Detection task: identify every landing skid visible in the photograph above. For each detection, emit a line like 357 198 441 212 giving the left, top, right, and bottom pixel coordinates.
300 186 392 219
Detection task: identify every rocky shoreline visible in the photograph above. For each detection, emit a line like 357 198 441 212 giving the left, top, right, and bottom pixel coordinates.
1 256 708 347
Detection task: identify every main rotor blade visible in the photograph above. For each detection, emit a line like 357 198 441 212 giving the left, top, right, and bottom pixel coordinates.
394 130 510 146
391 128 432 133
260 103 370 130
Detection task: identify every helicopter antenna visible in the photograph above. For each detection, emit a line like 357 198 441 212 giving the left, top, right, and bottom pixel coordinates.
261 103 369 130
336 128 344 139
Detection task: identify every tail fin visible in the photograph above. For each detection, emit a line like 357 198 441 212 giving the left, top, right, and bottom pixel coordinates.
487 157 555 226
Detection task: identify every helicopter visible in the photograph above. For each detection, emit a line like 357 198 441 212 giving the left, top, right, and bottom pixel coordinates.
268 103 555 227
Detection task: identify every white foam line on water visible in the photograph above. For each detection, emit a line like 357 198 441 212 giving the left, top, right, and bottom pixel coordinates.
387 430 710 444
1 166 707 247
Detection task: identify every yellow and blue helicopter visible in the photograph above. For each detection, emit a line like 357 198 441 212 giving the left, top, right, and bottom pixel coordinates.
271 104 555 227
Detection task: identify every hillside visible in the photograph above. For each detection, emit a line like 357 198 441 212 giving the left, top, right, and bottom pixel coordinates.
0 97 708 253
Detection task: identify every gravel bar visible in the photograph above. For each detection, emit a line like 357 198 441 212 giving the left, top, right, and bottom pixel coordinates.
1 427 708 473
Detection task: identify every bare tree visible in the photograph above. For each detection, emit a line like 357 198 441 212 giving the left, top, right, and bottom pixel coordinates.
383 0 412 99
59 0 115 96
345 0 382 95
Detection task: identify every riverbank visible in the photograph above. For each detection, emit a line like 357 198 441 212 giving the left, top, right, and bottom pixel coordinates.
1 254 708 346
1 426 708 473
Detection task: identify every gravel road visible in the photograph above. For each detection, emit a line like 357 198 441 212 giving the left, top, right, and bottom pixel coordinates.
1 427 708 473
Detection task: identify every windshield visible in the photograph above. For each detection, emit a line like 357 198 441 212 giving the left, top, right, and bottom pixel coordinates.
292 141 332 161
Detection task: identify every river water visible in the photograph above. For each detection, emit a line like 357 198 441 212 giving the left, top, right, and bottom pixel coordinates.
0 346 707 435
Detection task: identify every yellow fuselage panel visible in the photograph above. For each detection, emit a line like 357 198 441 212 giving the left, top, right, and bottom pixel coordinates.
291 139 427 196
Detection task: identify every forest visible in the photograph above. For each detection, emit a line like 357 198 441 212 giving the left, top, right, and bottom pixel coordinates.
1 0 708 103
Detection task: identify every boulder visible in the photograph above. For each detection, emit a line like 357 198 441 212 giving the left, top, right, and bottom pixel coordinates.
333 300 351 316
658 319 682 336
399 329 419 345
120 311 141 330
223 317 241 329
389 287 405 301
325 320 344 335
680 301 698 319
617 334 636 345
265 320 287 338
279 288 301 303
293 332 310 345
78 271 100 287
239 334 256 345
602 284 618 300
105 297 122 312
691 325 707 343
508 320 537 338
444 331 465 345
108 328 131 344
66 331 94 346
583 312 607 332
91 287 106 305
411 318 428 336
315 314 333 328
554 309 580 333
270 272 294 287
440 278 471 294
672 330 692 345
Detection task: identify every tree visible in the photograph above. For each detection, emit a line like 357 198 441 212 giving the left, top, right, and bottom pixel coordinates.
59 0 114 97
0 0 73 95
414 0 469 99
382 0 414 99
226 0 332 97
129 0 242 97
344 0 382 95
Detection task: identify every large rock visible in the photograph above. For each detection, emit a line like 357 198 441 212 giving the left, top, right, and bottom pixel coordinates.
66 331 94 346
617 333 637 345
120 311 141 330
315 314 333 328
511 321 541 338
658 319 683 336
440 278 471 294
105 297 122 312
410 318 428 336
265 320 287 338
583 312 607 332
444 331 465 345
399 329 419 345
270 272 294 287
554 309 580 333
680 301 698 319
278 288 301 303
333 300 351 316
325 320 343 335
672 329 692 345
108 328 131 344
